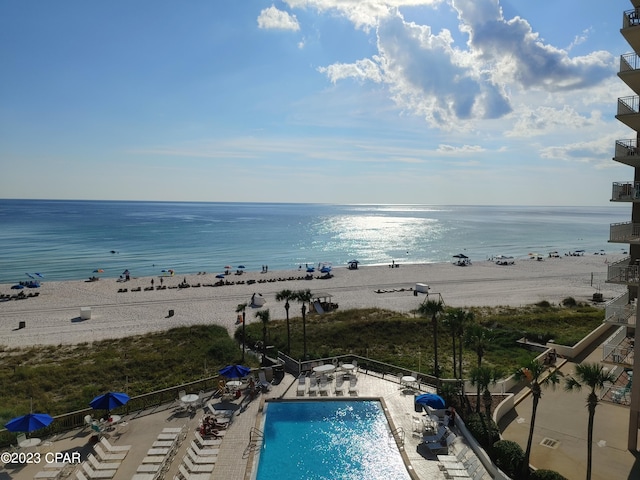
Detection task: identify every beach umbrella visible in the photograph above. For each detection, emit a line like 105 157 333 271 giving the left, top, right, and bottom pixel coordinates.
237 265 246 269
219 364 251 379
25 273 35 279
11 284 24 290
35 273 44 278
90 392 130 411
93 269 104 273
452 253 468 259
216 274 225 279
415 393 446 409
122 269 130 275
5 413 53 433
224 265 231 270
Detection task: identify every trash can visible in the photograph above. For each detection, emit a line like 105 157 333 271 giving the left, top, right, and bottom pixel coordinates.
273 364 285 381
168 309 174 317
18 321 26 329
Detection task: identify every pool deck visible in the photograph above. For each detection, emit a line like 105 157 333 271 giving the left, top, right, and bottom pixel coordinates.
1 372 485 480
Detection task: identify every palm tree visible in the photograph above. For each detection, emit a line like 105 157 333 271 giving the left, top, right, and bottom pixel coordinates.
417 298 444 377
564 363 615 480
275 289 295 354
466 324 491 412
469 365 502 451
513 359 562 480
254 309 270 363
236 302 248 362
444 308 465 378
457 310 474 381
295 289 313 360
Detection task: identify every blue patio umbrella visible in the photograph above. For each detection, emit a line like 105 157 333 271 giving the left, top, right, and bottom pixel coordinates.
415 393 446 409
219 364 251 379
5 413 54 433
90 392 130 411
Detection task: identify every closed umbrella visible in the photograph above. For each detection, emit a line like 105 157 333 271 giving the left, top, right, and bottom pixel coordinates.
415 393 446 409
219 364 251 379
5 413 53 433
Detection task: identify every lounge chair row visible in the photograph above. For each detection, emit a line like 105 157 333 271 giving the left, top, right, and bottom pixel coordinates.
296 373 359 396
436 445 487 480
132 426 187 480
75 438 131 480
174 425 228 480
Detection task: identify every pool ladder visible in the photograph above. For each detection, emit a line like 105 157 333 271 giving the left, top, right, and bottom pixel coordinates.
389 426 405 449
243 427 264 458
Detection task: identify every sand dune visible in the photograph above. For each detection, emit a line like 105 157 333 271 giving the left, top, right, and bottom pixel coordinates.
0 254 625 348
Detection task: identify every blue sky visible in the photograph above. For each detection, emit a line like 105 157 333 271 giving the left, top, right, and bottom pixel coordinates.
0 0 635 205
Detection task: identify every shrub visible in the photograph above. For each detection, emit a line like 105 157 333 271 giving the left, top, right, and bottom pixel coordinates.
493 439 524 478
561 297 577 307
530 469 568 480
465 412 500 451
535 300 552 308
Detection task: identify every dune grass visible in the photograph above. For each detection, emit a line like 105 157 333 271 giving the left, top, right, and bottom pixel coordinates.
0 302 604 425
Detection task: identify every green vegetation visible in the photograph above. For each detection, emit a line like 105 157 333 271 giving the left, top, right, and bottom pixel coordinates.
0 325 247 423
240 302 604 377
0 301 604 429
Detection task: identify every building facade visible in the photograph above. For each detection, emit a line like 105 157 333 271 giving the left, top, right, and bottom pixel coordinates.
606 0 640 451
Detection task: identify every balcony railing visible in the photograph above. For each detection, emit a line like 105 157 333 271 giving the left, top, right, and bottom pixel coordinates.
623 8 640 28
607 256 640 284
604 292 637 326
618 96 640 115
610 221 640 243
615 138 638 158
621 53 640 73
602 327 634 367
611 181 640 201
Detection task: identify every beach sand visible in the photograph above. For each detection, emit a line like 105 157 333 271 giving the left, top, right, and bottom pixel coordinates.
0 255 626 348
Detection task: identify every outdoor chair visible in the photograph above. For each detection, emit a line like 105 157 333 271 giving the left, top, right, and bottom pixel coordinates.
100 437 131 452
186 447 216 464
82 462 117 479
348 376 358 396
190 441 219 456
308 376 318 396
258 371 271 392
87 453 120 471
178 464 210 480
182 455 214 473
94 445 126 462
296 374 307 396
335 376 345 395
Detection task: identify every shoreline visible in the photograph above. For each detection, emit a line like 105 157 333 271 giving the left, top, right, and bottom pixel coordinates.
0 255 625 349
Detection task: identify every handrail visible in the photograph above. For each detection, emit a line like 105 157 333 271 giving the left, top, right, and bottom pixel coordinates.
389 426 405 447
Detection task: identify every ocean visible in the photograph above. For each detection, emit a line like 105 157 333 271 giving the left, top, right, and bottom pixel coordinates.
0 200 629 283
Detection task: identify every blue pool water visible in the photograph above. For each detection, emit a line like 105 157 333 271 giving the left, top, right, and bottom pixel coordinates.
256 400 411 480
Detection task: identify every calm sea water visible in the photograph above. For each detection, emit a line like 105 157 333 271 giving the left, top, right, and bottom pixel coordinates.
0 200 629 283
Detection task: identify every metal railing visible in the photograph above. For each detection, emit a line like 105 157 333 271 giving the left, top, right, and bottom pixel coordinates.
621 53 640 72
611 182 640 201
623 8 640 28
604 292 637 326
610 221 640 242
618 96 640 115
615 138 638 158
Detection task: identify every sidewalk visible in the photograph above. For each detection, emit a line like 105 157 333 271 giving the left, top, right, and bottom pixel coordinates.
499 339 640 480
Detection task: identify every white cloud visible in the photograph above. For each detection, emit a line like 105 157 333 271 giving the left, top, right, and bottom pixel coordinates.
505 106 601 138
257 5 301 31
306 0 614 130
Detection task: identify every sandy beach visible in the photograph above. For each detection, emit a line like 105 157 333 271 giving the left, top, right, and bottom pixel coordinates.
0 255 626 348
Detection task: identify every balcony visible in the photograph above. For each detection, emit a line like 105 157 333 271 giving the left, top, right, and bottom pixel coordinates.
611 181 640 202
616 96 640 131
606 256 640 284
610 221 640 244
602 326 634 367
622 9 640 53
613 138 640 167
619 53 640 95
604 292 637 326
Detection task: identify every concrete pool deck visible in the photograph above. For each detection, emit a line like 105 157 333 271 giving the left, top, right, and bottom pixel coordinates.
1 371 485 480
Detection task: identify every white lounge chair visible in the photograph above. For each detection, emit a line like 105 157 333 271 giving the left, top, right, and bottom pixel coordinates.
319 375 330 396
190 440 219 456
178 464 211 480
194 430 222 447
82 462 117 479
186 447 216 464
87 453 120 471
182 455 214 473
93 445 126 462
348 376 358 395
335 375 345 395
308 376 318 396
296 374 307 396
100 437 131 452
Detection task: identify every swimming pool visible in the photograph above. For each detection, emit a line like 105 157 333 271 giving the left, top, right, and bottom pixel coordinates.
256 400 411 480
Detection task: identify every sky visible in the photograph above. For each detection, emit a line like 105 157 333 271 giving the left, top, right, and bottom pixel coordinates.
0 0 636 205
